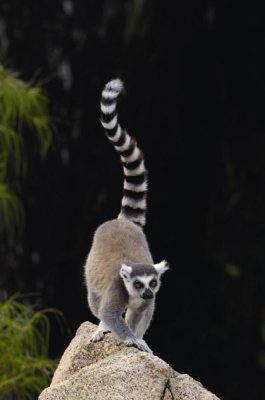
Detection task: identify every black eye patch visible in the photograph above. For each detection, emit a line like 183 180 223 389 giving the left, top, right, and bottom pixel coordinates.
149 279 158 288
134 280 144 289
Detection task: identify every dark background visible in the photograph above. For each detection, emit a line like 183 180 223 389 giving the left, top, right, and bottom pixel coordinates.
1 1 265 399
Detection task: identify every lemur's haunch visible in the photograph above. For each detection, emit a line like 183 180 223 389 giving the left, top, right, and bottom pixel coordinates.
84 79 169 353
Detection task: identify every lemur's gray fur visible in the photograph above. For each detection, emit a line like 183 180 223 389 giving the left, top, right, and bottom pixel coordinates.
84 79 169 353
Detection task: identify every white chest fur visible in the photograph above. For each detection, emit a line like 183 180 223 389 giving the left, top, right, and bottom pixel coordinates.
128 296 146 311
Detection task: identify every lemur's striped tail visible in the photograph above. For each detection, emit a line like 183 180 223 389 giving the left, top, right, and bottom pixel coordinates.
100 79 147 228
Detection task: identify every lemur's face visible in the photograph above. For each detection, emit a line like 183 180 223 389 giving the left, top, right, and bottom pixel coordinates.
126 274 159 299
120 261 169 299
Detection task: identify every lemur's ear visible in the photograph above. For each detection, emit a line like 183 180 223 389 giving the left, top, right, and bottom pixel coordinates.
120 264 132 280
153 260 169 275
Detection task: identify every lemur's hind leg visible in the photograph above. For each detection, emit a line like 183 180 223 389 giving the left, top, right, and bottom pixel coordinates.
87 290 100 317
88 291 110 342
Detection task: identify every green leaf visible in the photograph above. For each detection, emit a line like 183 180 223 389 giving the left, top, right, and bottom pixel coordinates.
0 64 54 243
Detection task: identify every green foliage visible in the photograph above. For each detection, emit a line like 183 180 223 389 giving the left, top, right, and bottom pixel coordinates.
0 293 62 400
0 183 25 239
0 64 54 243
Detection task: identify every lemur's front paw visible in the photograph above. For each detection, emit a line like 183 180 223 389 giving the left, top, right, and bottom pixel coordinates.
91 329 109 342
137 339 153 354
124 337 152 353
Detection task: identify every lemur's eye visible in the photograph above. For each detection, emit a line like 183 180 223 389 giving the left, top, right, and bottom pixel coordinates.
150 279 158 288
134 280 144 289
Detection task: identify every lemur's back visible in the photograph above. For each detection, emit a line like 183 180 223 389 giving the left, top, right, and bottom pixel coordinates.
85 219 153 292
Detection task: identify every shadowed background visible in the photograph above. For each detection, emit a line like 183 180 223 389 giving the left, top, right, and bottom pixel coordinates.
0 1 265 399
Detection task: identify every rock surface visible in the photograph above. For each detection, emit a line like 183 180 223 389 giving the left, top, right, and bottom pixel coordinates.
39 322 221 400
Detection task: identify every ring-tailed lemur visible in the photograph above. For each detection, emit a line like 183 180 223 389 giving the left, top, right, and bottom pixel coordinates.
84 79 169 353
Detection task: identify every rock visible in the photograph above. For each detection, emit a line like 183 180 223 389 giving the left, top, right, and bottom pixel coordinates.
39 322 221 400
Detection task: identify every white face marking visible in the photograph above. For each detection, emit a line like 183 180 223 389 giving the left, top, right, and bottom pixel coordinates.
135 275 156 287
121 273 160 301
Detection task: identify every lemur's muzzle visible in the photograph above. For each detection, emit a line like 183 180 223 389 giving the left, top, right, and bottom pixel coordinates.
141 288 153 299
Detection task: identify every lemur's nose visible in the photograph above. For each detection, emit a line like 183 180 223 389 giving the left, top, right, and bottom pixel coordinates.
142 288 153 299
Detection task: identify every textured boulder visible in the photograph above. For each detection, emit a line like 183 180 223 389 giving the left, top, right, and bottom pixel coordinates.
39 322 220 400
